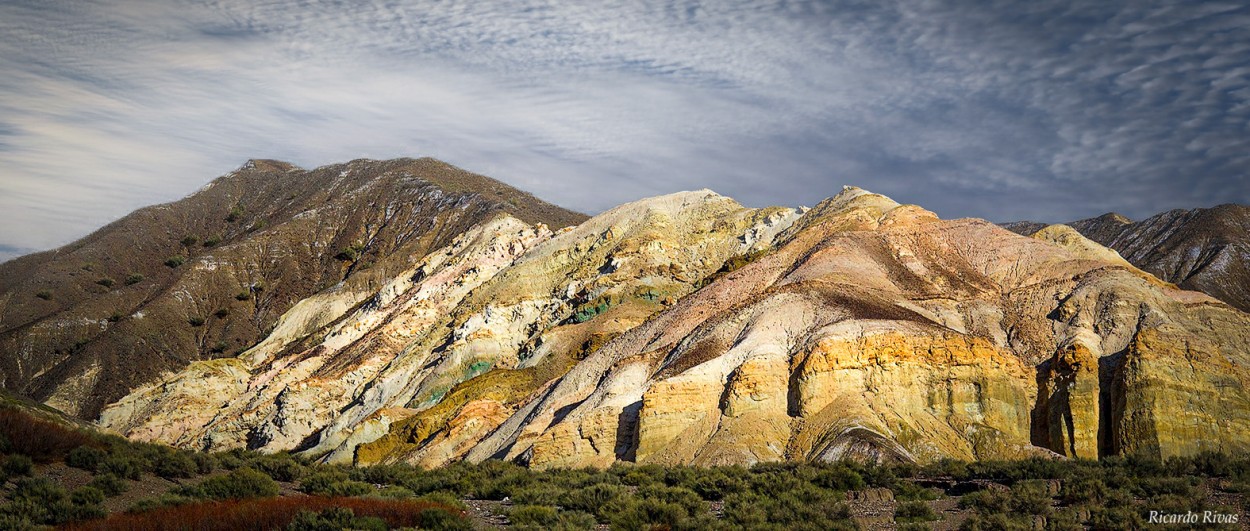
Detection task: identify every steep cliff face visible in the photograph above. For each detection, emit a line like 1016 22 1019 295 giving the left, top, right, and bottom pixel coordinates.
1006 205 1250 312
0 158 586 418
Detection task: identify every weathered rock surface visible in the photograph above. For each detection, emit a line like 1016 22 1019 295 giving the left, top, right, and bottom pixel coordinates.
0 158 585 418
88 178 1250 468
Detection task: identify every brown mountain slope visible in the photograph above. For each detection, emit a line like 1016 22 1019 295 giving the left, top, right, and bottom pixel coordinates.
0 158 586 418
1003 205 1250 312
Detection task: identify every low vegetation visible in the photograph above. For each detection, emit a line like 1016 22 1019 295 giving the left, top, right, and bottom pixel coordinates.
3 403 1250 530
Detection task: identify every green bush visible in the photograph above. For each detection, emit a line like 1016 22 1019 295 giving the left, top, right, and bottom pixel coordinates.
892 480 941 501
300 468 372 497
416 491 468 511
125 273 145 285
813 465 866 492
723 485 855 530
250 453 306 482
154 450 198 479
165 255 186 268
101 454 147 480
66 444 106 469
3 454 34 476
71 485 106 506
287 507 386 531
186 467 280 500
895 500 939 523
181 236 199 247
562 483 629 519
204 235 223 247
509 505 560 527
87 473 128 496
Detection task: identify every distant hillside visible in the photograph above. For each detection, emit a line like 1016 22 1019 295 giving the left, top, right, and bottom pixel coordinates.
1004 205 1250 312
0 158 586 418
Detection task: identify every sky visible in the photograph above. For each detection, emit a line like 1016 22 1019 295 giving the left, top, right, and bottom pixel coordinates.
1 1 1248 262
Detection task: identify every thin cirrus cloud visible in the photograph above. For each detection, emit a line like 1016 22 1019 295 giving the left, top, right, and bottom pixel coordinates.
0 0 1247 262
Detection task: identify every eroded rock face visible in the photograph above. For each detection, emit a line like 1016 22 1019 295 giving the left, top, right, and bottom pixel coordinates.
98 183 1250 469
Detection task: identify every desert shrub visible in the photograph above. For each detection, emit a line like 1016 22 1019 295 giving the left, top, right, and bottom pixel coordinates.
511 482 565 506
636 484 706 518
226 205 243 223
300 468 371 497
71 486 106 506
286 507 385 531
1085 504 1144 530
602 496 691 531
722 484 854 530
188 316 206 327
415 491 467 511
4 477 90 525
1046 507 1084 531
214 307 230 318
895 500 939 523
234 290 251 301
1133 476 1197 498
125 273 144 285
213 449 251 470
36 290 52 300
181 236 199 247
204 235 222 247
0 407 92 462
369 485 415 499
64 496 470 531
154 450 198 479
1009 480 1054 516
3 453 34 476
165 255 186 268
562 482 629 518
813 465 867 492
892 480 941 501
95 278 115 288
249 453 305 482
185 467 280 500
684 467 749 500
959 488 1011 513
1060 476 1107 505
101 453 147 480
87 473 128 496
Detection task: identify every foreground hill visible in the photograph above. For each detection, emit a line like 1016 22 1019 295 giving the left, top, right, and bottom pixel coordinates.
100 184 1250 468
0 158 586 418
1003 204 1250 313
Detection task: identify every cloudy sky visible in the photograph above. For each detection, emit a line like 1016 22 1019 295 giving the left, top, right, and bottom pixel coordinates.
1 1 1248 262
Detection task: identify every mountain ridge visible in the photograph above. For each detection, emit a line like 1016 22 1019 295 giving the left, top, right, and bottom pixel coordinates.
0 157 587 418
1003 203 1250 312
93 179 1250 469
